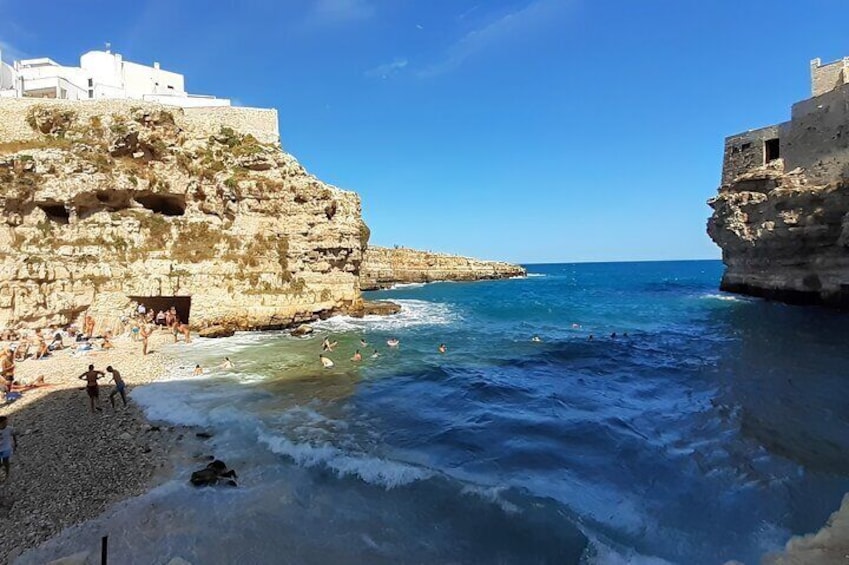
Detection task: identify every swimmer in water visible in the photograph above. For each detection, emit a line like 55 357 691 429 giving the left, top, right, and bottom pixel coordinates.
320 354 334 368
219 357 234 369
438 343 447 354
359 339 368 347
371 350 380 358
322 337 337 352
610 332 617 339
351 350 362 362
531 335 542 342
387 338 400 348
193 364 203 376
588 334 594 341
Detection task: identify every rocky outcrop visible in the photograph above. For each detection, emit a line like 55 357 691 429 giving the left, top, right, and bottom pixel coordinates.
0 99 369 330
762 494 849 564
360 246 525 290
708 163 849 307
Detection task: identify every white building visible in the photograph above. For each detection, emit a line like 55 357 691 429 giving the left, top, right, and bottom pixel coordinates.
0 49 230 108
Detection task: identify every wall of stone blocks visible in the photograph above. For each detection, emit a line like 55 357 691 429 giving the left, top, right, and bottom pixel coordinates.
721 124 782 185
0 98 279 145
782 82 849 184
811 58 848 97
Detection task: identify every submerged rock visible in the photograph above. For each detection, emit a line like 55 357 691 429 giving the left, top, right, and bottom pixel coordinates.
190 459 238 487
290 324 314 336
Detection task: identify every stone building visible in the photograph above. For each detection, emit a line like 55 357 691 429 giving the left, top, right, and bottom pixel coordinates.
0 49 229 108
721 56 849 187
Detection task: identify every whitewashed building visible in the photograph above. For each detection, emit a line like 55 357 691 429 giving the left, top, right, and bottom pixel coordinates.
0 49 230 107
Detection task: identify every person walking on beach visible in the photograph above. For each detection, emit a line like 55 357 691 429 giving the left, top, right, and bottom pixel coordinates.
78 364 105 413
106 366 127 410
140 325 153 356
0 416 17 481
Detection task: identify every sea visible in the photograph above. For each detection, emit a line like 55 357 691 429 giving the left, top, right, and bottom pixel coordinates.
17 260 849 565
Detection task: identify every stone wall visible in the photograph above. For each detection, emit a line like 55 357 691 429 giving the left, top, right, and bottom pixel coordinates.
0 99 366 330
782 82 849 184
361 246 525 290
810 57 849 97
0 98 279 146
721 124 783 185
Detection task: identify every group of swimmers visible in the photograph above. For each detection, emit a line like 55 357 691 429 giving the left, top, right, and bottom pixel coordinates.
318 336 447 368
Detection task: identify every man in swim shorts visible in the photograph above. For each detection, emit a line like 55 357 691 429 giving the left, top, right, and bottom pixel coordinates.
106 366 127 409
78 364 105 413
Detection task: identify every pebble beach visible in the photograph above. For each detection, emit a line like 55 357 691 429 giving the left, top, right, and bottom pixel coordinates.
0 329 191 563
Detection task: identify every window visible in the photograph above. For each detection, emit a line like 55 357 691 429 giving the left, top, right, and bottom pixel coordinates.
87 78 93 87
167 85 174 90
741 142 752 151
764 138 780 162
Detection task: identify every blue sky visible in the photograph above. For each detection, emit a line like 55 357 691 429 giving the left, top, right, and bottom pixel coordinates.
1 0 847 263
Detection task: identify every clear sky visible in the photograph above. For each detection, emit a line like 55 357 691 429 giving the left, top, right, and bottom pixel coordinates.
1 1 847 263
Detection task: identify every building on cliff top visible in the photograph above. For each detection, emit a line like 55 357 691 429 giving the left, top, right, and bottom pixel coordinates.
0 48 229 108
721 56 849 187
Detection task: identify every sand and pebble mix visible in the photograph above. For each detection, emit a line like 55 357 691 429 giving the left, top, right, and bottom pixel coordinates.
0 328 197 563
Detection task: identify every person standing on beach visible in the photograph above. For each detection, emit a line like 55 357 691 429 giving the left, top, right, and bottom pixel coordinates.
1 347 14 396
106 366 127 410
78 364 105 413
0 416 17 480
140 325 152 356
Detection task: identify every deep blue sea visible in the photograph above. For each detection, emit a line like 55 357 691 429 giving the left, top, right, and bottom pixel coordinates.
18 260 849 564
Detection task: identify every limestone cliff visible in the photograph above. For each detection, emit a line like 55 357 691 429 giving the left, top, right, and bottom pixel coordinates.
708 74 849 307
0 99 369 329
360 246 525 290
708 165 849 307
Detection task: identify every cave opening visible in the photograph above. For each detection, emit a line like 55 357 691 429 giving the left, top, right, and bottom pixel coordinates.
134 193 186 216
38 204 70 224
129 295 192 324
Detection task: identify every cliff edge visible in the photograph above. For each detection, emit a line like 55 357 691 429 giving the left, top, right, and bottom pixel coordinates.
708 67 849 307
0 99 368 329
360 246 525 290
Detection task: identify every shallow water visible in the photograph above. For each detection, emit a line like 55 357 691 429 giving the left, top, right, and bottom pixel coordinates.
18 261 849 564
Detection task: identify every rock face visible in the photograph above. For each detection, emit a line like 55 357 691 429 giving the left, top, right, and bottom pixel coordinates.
708 69 849 307
0 99 368 329
360 246 525 290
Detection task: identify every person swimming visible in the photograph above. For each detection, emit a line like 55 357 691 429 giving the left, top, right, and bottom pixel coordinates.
322 338 337 352
386 338 400 348
351 350 362 362
320 355 334 368
219 357 234 369
438 344 447 354
371 350 380 358
359 339 368 347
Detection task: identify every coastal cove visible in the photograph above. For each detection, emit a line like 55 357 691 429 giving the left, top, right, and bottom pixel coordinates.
10 261 849 564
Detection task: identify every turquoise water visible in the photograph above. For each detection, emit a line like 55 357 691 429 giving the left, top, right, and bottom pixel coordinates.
18 260 849 564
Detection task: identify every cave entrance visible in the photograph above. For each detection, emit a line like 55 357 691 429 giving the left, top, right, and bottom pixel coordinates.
38 204 70 224
129 296 192 324
764 138 780 163
134 193 186 216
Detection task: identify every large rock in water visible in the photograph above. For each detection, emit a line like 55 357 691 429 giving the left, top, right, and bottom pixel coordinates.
198 325 235 339
0 99 369 330
360 246 526 290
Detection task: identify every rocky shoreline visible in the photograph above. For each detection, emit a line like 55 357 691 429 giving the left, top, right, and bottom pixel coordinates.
0 330 191 564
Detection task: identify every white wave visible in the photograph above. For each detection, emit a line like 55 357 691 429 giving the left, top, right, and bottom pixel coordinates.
390 282 427 289
526 273 547 277
258 430 433 489
312 299 461 332
581 535 676 565
460 484 521 515
701 293 742 302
